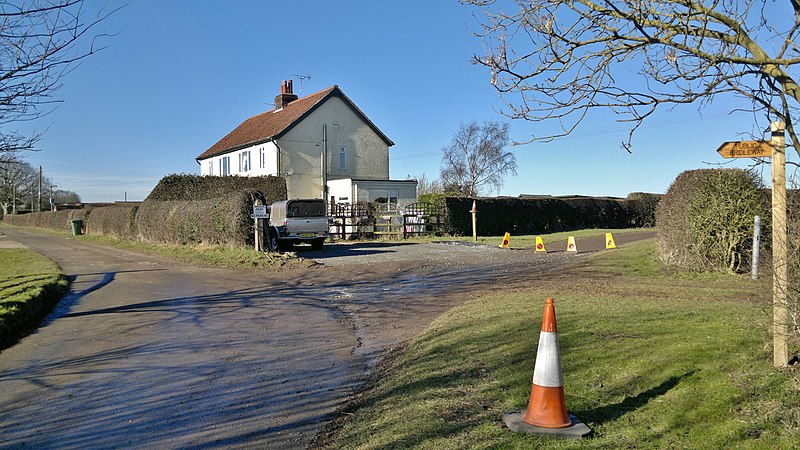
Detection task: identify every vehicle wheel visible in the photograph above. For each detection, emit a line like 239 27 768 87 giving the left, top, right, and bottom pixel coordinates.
311 238 324 251
268 229 279 252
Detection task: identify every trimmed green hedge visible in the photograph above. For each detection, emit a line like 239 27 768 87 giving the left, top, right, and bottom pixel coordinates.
443 195 657 236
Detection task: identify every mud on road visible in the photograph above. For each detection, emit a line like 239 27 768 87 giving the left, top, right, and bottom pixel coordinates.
0 227 653 449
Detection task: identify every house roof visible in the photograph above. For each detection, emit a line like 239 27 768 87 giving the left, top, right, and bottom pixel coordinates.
196 85 394 161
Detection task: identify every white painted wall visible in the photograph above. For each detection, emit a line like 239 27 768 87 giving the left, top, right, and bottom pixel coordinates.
328 179 354 203
199 141 280 177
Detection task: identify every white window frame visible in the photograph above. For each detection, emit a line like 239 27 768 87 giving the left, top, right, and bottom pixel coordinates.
207 160 214 176
259 147 265 169
220 156 231 176
239 151 251 173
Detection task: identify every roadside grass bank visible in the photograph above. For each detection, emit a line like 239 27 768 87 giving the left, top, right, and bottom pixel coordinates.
0 248 68 349
0 224 314 271
409 228 653 249
316 240 799 449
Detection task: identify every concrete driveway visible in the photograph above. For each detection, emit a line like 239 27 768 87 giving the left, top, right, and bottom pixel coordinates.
0 227 654 448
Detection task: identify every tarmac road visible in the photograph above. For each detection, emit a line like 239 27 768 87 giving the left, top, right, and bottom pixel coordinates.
0 227 653 449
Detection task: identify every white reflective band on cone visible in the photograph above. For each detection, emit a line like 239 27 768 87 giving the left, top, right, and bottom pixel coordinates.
532 331 563 387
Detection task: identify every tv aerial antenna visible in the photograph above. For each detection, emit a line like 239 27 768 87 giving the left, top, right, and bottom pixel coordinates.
292 74 311 96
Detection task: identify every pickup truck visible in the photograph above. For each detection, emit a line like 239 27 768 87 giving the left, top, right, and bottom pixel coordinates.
266 199 329 251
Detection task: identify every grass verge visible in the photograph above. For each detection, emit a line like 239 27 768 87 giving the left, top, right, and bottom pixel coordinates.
1 224 314 271
316 239 799 449
408 228 653 249
0 248 68 349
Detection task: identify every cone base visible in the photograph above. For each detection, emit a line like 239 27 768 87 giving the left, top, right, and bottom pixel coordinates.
503 411 592 439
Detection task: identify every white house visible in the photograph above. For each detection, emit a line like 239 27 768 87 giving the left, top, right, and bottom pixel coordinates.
197 81 417 208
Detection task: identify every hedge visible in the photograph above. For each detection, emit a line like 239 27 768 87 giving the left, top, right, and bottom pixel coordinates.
136 189 266 246
146 174 286 203
2 208 91 232
656 169 767 272
443 195 657 236
85 206 139 240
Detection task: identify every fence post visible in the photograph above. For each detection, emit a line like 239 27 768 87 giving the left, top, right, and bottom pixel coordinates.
751 215 761 280
254 199 263 252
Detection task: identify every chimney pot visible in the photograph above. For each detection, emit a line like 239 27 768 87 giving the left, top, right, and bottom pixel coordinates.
275 80 298 109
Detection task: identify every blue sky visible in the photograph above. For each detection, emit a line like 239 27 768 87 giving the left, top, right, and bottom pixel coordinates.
18 0 788 202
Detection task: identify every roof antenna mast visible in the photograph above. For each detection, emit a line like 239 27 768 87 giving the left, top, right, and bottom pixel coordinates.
292 74 311 96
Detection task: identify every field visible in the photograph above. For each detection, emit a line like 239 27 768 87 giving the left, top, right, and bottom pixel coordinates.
317 239 800 449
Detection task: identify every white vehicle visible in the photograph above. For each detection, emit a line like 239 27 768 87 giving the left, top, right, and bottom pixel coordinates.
267 199 329 251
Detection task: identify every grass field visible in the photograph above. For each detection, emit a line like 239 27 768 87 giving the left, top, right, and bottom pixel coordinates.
0 248 68 347
317 240 800 449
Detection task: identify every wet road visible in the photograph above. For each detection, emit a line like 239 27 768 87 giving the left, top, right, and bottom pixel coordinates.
0 227 653 448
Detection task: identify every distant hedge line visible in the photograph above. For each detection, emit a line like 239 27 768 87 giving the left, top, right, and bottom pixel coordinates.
2 208 91 230
3 175 287 247
443 194 659 236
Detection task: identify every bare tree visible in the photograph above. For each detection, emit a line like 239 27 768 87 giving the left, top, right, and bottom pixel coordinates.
415 172 444 196
440 120 517 197
0 0 115 154
464 0 800 155
0 155 37 215
52 189 80 204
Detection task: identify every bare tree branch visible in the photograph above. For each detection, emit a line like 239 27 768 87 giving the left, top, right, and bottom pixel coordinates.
465 0 800 157
0 0 118 154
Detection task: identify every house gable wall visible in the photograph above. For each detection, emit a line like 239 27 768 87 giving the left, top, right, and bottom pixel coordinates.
278 96 390 199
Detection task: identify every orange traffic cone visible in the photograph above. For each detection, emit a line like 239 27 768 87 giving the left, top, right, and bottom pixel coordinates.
522 298 570 427
503 298 592 438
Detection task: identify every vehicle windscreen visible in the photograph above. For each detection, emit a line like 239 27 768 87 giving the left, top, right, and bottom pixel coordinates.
287 200 326 217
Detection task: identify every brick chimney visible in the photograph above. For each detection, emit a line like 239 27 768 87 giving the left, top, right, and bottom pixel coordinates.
274 80 298 109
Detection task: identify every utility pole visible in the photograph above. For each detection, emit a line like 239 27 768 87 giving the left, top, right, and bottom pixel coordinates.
38 165 42 212
771 121 789 367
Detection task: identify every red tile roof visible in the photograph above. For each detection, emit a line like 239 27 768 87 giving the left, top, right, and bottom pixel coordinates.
197 85 393 160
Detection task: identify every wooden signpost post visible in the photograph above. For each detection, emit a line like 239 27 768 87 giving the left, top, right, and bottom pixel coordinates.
717 122 789 367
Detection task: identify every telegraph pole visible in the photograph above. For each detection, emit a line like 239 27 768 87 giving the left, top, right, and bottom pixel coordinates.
37 165 42 212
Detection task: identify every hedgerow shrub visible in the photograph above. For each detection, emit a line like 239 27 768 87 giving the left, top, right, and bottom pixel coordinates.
136 189 265 246
625 192 662 227
656 169 767 273
146 174 286 203
86 206 139 239
442 195 650 236
3 209 91 231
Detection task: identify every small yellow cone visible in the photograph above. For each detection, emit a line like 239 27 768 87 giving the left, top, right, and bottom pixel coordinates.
535 236 547 253
605 232 617 249
566 236 578 253
499 232 511 249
